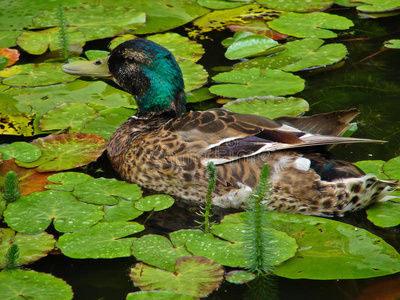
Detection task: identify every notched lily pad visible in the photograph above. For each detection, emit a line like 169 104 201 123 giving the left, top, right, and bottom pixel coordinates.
353 0 400 13
57 221 144 259
180 59 209 92
384 39 400 49
135 194 175 212
126 291 197 300
45 172 94 192
225 270 256 284
103 198 143 222
130 256 224 298
81 114 128 140
0 142 41 163
366 202 400 227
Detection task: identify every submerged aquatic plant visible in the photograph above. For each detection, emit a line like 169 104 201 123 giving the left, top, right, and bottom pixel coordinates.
1 171 21 203
196 162 217 232
3 244 20 271
57 4 70 61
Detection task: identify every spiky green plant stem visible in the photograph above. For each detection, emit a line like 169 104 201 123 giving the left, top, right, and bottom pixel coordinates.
3 244 20 270
196 162 217 232
57 4 70 61
2 171 20 203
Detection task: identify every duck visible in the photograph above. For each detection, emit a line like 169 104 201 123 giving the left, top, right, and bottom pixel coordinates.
62 38 398 216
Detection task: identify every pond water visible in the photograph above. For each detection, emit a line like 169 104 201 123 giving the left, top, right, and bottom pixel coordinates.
1 4 400 300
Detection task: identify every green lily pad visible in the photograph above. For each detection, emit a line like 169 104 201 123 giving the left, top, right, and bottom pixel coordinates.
103 198 143 222
17 27 86 55
223 96 309 119
57 221 144 258
0 112 36 136
383 156 400 180
354 0 400 12
268 12 354 38
256 0 333 12
130 256 224 298
186 87 215 103
73 178 142 205
0 56 8 70
0 30 22 48
225 270 256 284
210 69 305 98
39 103 101 133
84 50 110 60
366 202 400 227
81 114 128 140
32 5 146 42
147 33 205 62
45 172 94 192
384 39 400 49
127 291 197 300
135 195 175 212
0 228 55 268
4 190 104 234
224 32 280 60
0 142 41 163
180 59 209 92
0 269 73 300
354 160 388 179
264 212 400 279
16 133 107 172
0 63 78 87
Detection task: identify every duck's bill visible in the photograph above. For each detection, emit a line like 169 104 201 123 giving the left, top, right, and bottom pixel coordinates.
62 57 112 78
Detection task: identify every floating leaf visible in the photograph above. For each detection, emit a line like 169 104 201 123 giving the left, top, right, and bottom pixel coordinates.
45 172 94 192
73 178 142 205
0 142 41 163
0 228 55 268
268 12 354 38
135 194 175 212
0 63 78 87
0 48 19 67
366 202 400 227
354 160 388 179
84 50 110 60
384 39 400 49
198 0 251 10
32 5 146 42
225 270 256 284
223 96 309 119
130 256 224 298
180 60 209 92
57 221 144 258
186 87 215 103
256 0 333 12
0 112 35 136
210 69 305 98
16 133 107 172
383 156 400 180
4 190 104 234
0 269 73 300
103 198 143 222
0 30 22 48
127 291 197 300
39 103 101 133
353 0 400 12
81 114 128 140
227 19 288 40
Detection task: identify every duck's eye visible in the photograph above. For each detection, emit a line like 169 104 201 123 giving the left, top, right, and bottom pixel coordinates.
126 56 135 63
93 60 102 66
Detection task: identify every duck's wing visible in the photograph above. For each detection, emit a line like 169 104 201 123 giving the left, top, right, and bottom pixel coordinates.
168 108 383 165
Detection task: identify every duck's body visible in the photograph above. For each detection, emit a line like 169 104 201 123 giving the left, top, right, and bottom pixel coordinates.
63 38 398 216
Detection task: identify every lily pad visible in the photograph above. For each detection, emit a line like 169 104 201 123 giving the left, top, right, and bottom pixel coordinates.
73 178 142 205
0 112 36 136
32 5 146 42
4 190 104 234
16 133 107 172
0 48 19 67
225 270 256 284
268 12 354 38
180 59 209 92
84 50 110 60
366 202 400 227
0 228 55 268
39 103 101 133
384 39 400 49
354 160 388 179
256 0 333 12
0 63 78 87
353 0 400 12
57 221 144 258
223 96 309 119
45 172 94 192
130 256 224 298
135 194 175 212
227 19 289 40
103 198 143 222
198 0 251 10
210 68 305 98
0 269 73 300
186 87 215 103
126 291 197 300
0 142 41 163
383 156 400 179
81 114 128 140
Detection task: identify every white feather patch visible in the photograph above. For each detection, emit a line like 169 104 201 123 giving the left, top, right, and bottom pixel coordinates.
294 157 311 171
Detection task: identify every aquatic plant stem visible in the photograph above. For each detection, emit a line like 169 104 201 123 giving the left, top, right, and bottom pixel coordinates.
3 244 20 270
57 5 70 61
1 171 20 203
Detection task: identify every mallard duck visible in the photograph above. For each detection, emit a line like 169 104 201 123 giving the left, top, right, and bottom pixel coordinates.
62 38 398 216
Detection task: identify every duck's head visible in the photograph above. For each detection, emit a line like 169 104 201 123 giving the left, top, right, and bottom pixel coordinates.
62 39 186 116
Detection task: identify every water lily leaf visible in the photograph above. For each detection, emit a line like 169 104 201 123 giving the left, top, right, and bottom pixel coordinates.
225 270 256 284
39 103 101 133
186 87 215 103
198 0 251 10
32 5 146 42
135 194 175 212
17 27 85 55
0 112 35 136
16 133 107 172
0 63 78 87
103 198 143 222
384 39 400 49
223 96 309 119
0 142 41 163
127 291 197 300
383 156 400 180
81 114 128 140
0 30 21 48
130 256 224 298
227 19 288 40
256 0 333 12
4 190 104 234
0 159 56 196
84 50 110 60
210 69 305 98
0 48 19 67
366 202 400 227
354 160 388 179
353 0 400 12
73 178 142 205
132 234 193 272
57 221 144 258
265 212 400 279
45 172 94 192
224 32 280 60
180 59 209 92
0 56 8 70
128 0 210 34
0 228 55 268
268 12 354 38
147 33 205 62
0 269 73 300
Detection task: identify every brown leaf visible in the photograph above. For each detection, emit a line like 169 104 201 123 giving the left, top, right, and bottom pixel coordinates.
0 48 20 67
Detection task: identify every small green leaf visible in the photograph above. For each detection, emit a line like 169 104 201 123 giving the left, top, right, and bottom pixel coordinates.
225 270 256 284
103 198 143 222
367 202 400 227
383 156 400 180
81 114 128 140
186 88 215 103
45 172 94 192
384 39 400 49
354 0 400 12
135 195 175 212
354 160 388 179
257 0 333 12
85 50 110 60
197 0 251 10
127 291 197 300
0 142 41 163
